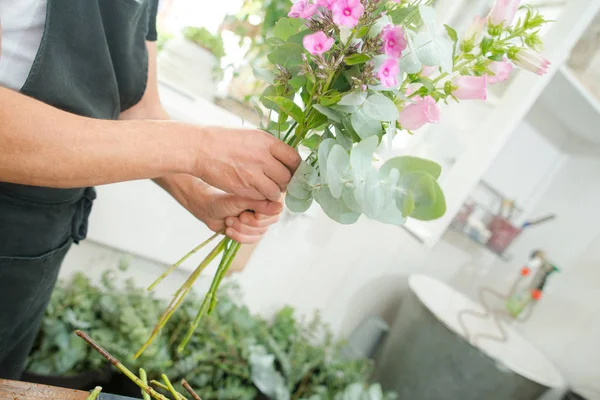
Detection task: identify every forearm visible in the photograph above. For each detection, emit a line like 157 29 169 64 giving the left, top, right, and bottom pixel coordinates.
0 86 197 188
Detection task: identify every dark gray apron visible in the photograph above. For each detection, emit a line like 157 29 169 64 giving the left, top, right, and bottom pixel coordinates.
0 0 158 379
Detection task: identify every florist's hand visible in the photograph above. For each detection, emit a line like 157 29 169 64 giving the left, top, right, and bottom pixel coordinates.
195 127 301 202
180 177 283 244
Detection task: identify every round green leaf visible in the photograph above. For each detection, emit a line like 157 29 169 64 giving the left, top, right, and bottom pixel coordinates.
267 43 303 67
363 94 399 121
287 161 317 200
350 136 379 182
314 186 361 224
338 90 367 107
326 145 350 199
380 156 442 179
351 110 382 139
285 193 313 213
317 138 336 182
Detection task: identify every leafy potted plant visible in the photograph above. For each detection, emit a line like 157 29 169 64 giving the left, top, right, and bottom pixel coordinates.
26 269 395 399
158 26 225 101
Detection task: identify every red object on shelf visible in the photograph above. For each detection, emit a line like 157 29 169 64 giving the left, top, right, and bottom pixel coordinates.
520 266 531 276
532 289 543 301
486 216 522 253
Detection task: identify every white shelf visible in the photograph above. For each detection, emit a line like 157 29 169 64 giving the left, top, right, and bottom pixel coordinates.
539 65 600 145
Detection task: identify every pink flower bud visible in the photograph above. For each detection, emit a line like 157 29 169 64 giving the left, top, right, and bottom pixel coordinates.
398 96 440 131
289 0 318 19
420 65 438 77
332 0 364 28
513 48 550 76
378 58 400 88
488 0 521 26
452 75 488 101
303 31 335 56
488 58 513 84
464 16 486 42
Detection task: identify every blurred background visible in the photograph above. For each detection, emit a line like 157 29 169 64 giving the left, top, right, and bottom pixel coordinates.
22 0 600 399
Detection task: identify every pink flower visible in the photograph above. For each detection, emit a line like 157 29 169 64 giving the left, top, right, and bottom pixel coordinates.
452 75 488 100
332 0 364 28
488 58 513 84
512 48 550 75
381 25 407 58
398 96 440 130
420 65 438 77
488 0 520 26
289 0 318 19
303 31 335 55
464 16 486 42
378 58 400 88
316 0 335 10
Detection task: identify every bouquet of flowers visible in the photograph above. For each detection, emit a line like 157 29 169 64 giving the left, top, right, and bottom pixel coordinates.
137 0 550 357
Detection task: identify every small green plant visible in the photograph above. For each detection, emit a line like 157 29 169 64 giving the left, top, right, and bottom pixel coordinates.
182 26 226 59
27 269 395 400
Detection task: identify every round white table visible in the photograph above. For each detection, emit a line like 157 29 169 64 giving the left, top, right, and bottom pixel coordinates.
373 274 567 400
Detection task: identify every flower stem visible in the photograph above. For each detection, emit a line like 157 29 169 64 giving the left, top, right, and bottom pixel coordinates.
135 238 227 359
147 231 221 291
162 374 187 400
86 387 102 400
140 369 151 400
177 240 241 352
75 330 170 400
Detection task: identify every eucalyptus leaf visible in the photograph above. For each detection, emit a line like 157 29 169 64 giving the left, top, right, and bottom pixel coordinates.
332 104 359 114
418 4 437 32
363 94 398 121
338 90 367 107
326 145 350 199
268 43 303 67
398 171 446 221
288 161 317 200
341 185 361 213
414 32 453 73
285 193 313 213
350 135 378 182
335 126 353 151
314 186 361 224
401 191 415 217
380 156 442 179
342 115 361 142
354 168 384 218
318 138 336 183
351 110 382 139
313 104 343 123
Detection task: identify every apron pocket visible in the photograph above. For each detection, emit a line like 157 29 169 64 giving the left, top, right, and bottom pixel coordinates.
0 239 72 361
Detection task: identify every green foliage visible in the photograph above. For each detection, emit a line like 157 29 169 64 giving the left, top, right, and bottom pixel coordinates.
182 27 225 59
27 272 394 400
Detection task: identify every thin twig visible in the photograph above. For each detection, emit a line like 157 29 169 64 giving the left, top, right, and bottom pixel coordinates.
75 331 169 400
86 386 102 400
182 380 202 400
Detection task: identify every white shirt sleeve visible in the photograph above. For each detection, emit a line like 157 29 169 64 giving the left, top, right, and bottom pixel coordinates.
0 0 47 91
